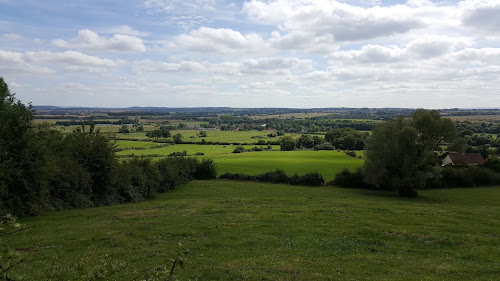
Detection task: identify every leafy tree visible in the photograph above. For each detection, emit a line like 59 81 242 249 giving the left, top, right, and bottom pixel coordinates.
280 136 295 151
0 77 51 215
295 135 314 149
65 124 118 201
118 124 130 134
448 137 468 153
173 133 183 144
364 109 456 197
198 130 208 137
159 126 171 138
482 155 500 173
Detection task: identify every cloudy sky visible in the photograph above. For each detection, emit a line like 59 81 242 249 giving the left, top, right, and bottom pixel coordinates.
1 0 499 108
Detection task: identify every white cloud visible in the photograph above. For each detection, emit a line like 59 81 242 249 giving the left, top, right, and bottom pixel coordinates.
176 27 268 54
133 59 205 73
243 0 424 42
330 36 473 63
461 0 500 35
0 50 117 75
103 25 150 37
52 29 146 52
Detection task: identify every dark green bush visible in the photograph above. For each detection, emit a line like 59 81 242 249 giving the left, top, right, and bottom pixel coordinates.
193 159 217 180
219 170 324 186
232 145 245 153
313 143 334 150
345 151 357 157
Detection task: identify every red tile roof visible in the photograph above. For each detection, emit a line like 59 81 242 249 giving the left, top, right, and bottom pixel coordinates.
448 153 484 165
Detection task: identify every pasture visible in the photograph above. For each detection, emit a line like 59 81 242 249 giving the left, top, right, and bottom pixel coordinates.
6 181 500 280
116 143 280 156
206 150 363 182
168 130 316 144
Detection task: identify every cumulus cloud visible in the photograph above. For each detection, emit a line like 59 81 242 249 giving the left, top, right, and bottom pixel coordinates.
133 59 205 73
209 57 312 76
0 49 117 75
103 25 150 37
52 29 146 52
176 27 268 54
330 36 473 63
461 0 500 34
243 0 424 43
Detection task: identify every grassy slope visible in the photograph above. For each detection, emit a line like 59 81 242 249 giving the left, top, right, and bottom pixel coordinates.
206 150 363 181
7 181 500 280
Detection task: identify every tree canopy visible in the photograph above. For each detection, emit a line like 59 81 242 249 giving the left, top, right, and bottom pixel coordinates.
363 109 456 197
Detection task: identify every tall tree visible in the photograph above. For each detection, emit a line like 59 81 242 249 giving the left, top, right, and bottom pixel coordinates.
364 109 456 197
0 77 50 215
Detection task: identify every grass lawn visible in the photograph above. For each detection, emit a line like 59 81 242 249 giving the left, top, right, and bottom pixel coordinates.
206 150 363 182
5 181 500 280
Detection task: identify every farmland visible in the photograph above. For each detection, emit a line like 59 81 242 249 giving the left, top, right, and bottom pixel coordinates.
6 181 500 280
205 150 363 182
116 143 280 156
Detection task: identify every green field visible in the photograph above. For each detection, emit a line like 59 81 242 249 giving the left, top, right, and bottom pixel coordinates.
115 140 163 149
206 150 363 182
5 181 500 280
117 147 363 181
169 130 316 144
116 143 280 156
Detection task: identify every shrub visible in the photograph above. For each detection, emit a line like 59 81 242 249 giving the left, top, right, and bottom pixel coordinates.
193 159 217 180
257 169 289 184
219 170 325 186
168 150 187 157
194 152 204 155
219 173 256 181
345 151 357 157
296 172 324 186
232 146 245 153
329 168 376 189
313 143 334 150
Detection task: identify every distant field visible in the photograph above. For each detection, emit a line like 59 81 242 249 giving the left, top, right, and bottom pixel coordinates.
168 130 317 144
250 112 332 119
206 150 363 181
115 140 163 149
116 144 280 156
447 115 500 123
6 181 500 280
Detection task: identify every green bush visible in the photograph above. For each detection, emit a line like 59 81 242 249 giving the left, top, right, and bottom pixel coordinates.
193 159 217 180
232 146 245 153
219 170 324 186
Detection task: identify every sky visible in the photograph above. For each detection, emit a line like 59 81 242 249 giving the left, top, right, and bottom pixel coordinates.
0 0 499 108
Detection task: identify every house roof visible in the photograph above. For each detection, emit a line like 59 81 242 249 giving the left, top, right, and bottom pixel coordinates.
447 153 485 165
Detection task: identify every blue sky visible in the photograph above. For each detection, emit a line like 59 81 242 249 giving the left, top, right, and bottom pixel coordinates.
0 0 499 108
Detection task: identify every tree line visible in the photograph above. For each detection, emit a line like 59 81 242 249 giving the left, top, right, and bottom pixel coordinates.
0 77 216 216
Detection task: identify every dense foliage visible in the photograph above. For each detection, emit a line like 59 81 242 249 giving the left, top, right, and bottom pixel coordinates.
364 109 456 196
219 170 324 186
0 78 216 216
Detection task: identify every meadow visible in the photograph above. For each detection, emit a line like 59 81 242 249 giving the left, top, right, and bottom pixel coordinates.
6 181 500 280
205 150 363 182
168 130 315 144
116 144 362 182
116 143 280 156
